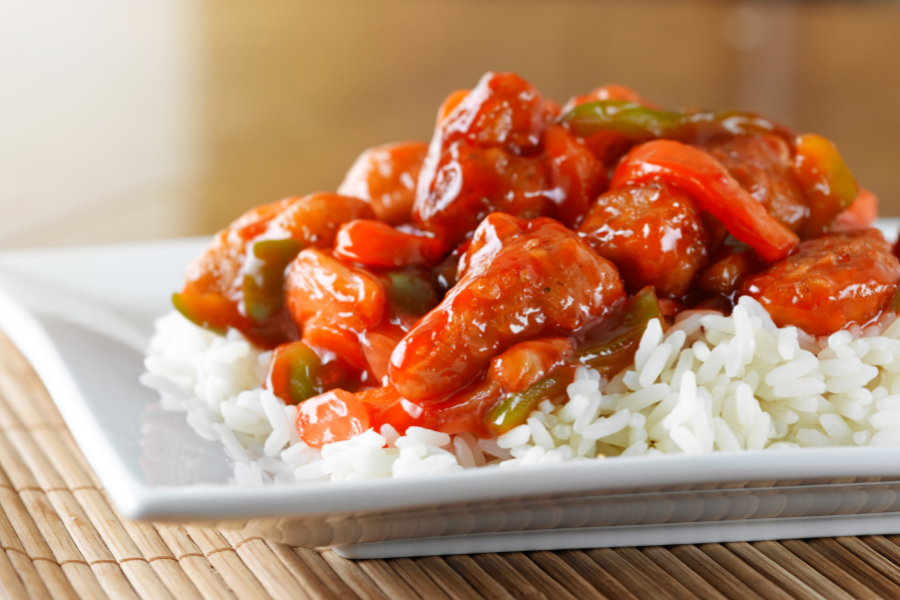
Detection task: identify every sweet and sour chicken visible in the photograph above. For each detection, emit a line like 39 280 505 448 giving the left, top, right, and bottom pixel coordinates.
175 72 895 448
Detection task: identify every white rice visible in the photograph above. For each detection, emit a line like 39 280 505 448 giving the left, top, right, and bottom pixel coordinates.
142 296 900 486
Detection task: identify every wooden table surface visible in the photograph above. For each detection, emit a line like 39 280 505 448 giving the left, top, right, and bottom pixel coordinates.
2 333 900 600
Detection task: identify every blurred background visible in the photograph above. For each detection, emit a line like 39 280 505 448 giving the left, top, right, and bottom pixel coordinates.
2 0 898 248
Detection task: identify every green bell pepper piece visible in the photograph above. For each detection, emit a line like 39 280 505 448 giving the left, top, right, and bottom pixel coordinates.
485 369 573 436
560 100 792 146
484 288 663 436
243 238 303 323
576 287 663 377
383 270 438 315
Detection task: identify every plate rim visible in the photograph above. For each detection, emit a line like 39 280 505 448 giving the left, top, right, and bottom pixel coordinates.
2 230 900 522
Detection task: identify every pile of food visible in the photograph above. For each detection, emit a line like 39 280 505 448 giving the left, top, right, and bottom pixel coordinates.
142 72 900 486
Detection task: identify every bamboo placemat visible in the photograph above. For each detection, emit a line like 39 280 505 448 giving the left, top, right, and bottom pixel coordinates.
3 334 900 600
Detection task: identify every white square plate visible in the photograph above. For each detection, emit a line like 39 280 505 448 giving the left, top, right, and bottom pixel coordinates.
2 225 900 559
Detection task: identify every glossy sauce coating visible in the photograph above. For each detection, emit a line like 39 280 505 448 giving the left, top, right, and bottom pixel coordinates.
338 142 428 225
414 72 561 245
183 199 293 301
705 135 809 232
333 220 445 268
388 213 625 401
742 229 900 336
176 71 898 444
285 249 386 369
578 183 709 298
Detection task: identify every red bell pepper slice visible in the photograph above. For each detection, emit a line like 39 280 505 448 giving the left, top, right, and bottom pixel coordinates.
610 140 799 263
832 188 878 233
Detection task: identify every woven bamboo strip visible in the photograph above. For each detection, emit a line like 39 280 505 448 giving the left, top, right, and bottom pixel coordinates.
556 550 638 600
29 562 79 600
0 405 140 600
156 524 237 600
0 371 173 599
0 494 51 600
472 553 549 600
0 337 40 388
807 537 900 598
70 489 176 600
0 372 184 600
640 547 727 600
263 543 337 600
57 431 102 491
113 518 204 600
526 552 607 600
0 368 56 431
779 539 878 600
319 550 388 600
0 539 30 600
862 535 900 568
443 555 517 600
184 526 270 600
356 559 421 600
697 543 792 600
600 548 696 600
0 429 107 600
12 489 106 600
90 563 139 600
42 490 142 600
293 548 361 600
613 547 698 600
414 556 482 600
669 545 765 600
389 558 452 600
590 548 678 599
751 541 854 600
503 552 578 600
724 542 825 600
0 348 100 490
218 530 312 600
836 535 900 587
1 429 67 492
28 432 95 493
9 549 53 600
0 483 62 563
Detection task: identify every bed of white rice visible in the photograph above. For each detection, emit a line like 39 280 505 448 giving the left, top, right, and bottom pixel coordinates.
141 296 900 486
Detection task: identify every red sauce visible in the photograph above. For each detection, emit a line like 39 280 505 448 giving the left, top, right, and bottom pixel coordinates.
175 71 897 446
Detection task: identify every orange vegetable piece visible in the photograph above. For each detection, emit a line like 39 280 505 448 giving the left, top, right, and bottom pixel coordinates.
487 337 574 394
610 139 799 263
285 249 386 369
793 134 859 239
296 390 370 448
833 188 878 233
